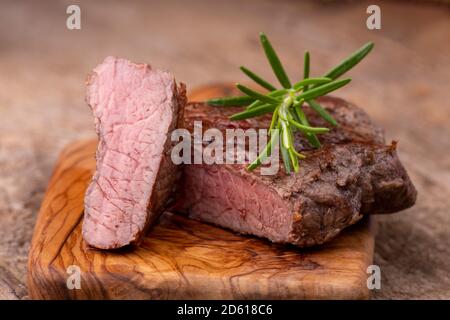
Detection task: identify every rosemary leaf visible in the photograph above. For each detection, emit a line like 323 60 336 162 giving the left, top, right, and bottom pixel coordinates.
296 78 351 102
287 125 300 172
303 51 310 91
280 120 291 149
307 99 338 126
246 99 263 110
292 77 332 90
294 104 321 148
240 66 276 91
207 95 255 107
288 119 330 134
288 149 300 173
230 103 276 120
291 148 306 159
324 42 374 80
280 143 292 174
247 129 279 171
259 32 292 89
269 105 280 133
246 89 288 110
236 83 280 105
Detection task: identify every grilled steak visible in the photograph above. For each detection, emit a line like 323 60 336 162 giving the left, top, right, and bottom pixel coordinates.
174 97 417 247
83 57 186 249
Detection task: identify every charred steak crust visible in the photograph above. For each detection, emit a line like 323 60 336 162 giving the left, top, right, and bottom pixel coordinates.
174 97 417 247
83 57 186 249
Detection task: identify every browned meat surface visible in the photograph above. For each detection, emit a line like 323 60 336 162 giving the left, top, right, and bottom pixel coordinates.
174 97 417 247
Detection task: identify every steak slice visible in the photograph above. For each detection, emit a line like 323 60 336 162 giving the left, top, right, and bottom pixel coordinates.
174 97 417 247
83 57 186 249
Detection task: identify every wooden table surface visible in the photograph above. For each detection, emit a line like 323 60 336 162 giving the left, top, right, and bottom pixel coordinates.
0 0 449 299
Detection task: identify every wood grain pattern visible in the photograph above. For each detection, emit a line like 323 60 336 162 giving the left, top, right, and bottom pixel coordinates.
27 84 375 300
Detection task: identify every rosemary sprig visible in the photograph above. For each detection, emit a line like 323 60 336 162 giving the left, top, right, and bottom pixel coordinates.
206 33 374 173
228 78 351 121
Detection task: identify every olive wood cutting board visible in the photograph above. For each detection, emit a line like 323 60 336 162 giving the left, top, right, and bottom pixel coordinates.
28 84 375 300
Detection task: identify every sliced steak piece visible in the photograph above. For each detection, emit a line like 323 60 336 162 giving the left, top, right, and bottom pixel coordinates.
174 97 417 247
83 57 186 249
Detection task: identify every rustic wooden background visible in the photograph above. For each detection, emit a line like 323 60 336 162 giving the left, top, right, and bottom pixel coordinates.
0 0 449 299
